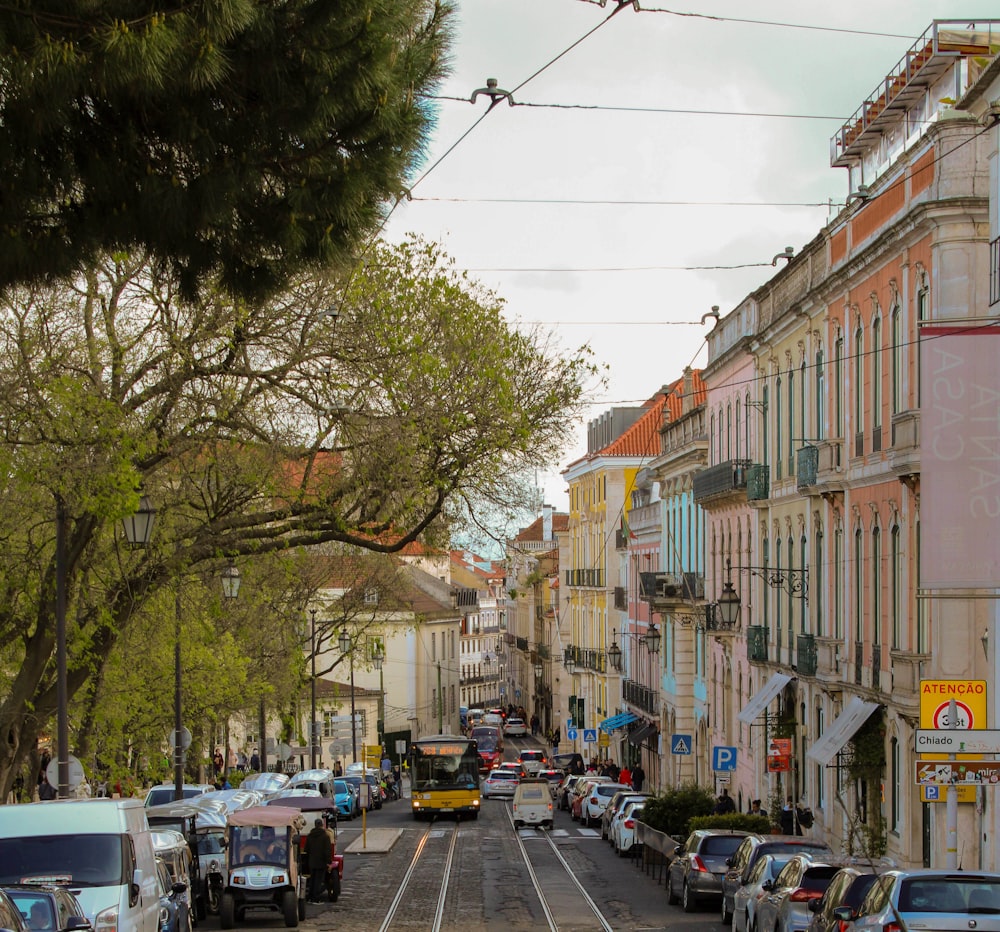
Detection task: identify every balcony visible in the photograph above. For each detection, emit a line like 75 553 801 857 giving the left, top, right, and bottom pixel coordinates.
565 568 606 588
748 625 767 663
692 459 750 504
889 410 920 478
640 572 705 610
613 587 628 611
746 464 770 502
796 446 819 491
454 587 479 610
796 634 818 677
623 678 658 715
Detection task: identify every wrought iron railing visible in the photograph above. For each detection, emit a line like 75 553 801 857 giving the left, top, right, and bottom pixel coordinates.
693 459 751 502
796 446 818 490
747 464 770 501
623 678 658 715
748 625 767 662
796 634 818 676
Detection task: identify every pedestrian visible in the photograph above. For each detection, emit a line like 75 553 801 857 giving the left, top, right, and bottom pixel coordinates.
780 795 797 834
632 763 645 792
749 799 762 816
551 725 560 755
619 765 632 788
38 774 56 800
333 760 343 778
213 748 224 776
713 788 736 815
249 748 261 772
305 818 332 904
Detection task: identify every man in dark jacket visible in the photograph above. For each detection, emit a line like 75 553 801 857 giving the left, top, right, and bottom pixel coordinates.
305 818 332 903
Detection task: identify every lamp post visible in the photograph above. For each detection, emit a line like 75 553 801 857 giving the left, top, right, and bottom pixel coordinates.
309 608 318 769
373 644 385 747
338 629 357 763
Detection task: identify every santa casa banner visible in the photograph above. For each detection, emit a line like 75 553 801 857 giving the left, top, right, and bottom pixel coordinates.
919 324 1000 589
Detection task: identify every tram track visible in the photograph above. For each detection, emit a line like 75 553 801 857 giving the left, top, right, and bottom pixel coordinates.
503 800 616 932
378 818 460 932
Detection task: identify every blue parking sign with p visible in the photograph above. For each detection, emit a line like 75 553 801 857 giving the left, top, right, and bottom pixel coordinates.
713 746 737 771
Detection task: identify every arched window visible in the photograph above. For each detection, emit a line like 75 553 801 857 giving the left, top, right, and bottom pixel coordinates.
788 367 795 477
872 316 883 449
834 527 844 640
735 396 742 458
761 386 770 465
710 413 716 464
775 376 783 479
872 525 882 645
854 324 864 456
815 350 825 441
891 524 902 648
835 331 845 438
916 272 929 406
891 302 903 418
854 527 864 643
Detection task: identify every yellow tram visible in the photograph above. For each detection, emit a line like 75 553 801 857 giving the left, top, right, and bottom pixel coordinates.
409 734 481 820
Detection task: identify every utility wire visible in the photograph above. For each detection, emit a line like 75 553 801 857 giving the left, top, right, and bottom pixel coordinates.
411 196 836 207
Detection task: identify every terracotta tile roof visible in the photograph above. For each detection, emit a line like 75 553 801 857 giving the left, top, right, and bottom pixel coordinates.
599 394 665 457
513 512 569 542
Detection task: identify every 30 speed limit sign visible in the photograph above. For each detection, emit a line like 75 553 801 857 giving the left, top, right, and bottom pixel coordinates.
932 700 974 730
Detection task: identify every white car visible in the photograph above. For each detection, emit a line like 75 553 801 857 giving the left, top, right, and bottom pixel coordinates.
610 799 646 855
518 749 546 774
504 717 528 737
482 770 519 799
580 781 628 828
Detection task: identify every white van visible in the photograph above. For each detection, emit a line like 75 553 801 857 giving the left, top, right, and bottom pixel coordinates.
0 797 161 931
512 779 554 830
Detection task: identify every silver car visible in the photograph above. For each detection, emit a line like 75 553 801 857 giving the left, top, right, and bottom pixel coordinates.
755 856 842 932
850 870 1000 932
734 854 792 932
667 830 749 913
481 769 519 799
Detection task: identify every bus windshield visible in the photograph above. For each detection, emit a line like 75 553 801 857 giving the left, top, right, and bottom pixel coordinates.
411 742 479 791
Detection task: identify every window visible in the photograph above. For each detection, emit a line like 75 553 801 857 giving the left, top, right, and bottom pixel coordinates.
814 529 824 637
432 632 436 661
775 376 783 479
891 525 902 648
834 528 844 640
890 736 900 833
735 396 742 457
854 528 864 642
872 525 882 645
364 588 379 605
872 316 882 431
761 385 770 464
815 706 825 809
835 332 845 438
891 303 903 416
854 324 864 453
788 367 795 477
916 275 929 406
815 351 824 441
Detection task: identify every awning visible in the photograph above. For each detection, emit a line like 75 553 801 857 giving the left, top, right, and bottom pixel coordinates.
600 712 638 733
737 672 792 724
806 696 881 766
628 722 657 747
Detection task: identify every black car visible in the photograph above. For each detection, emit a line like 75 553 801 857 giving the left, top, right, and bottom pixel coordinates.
2 885 87 932
342 773 383 810
550 752 585 776
156 857 192 932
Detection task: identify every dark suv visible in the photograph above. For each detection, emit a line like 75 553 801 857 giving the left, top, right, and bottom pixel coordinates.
720 834 834 924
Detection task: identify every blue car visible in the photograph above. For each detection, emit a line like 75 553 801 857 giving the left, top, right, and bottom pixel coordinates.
333 779 359 820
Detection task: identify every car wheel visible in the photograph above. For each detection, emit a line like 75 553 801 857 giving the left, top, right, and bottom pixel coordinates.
721 894 732 924
682 880 697 913
219 893 235 930
298 897 306 921
666 873 680 906
282 889 298 927
328 871 341 902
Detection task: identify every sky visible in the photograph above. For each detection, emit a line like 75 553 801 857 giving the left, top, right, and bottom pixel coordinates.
381 1 1000 513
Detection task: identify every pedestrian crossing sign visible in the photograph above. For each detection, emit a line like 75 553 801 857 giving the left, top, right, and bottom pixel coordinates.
671 734 692 755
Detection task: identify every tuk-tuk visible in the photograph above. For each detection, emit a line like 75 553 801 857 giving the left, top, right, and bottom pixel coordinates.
267 795 344 902
240 772 291 799
219 805 306 929
151 829 196 927
146 802 226 918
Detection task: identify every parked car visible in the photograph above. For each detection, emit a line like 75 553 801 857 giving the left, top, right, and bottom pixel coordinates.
331 779 359 821
733 854 792 932
504 717 528 737
601 790 648 841
155 855 192 932
512 779 554 830
754 856 843 932
556 774 583 811
610 799 646 856
537 769 565 793
849 869 1000 932
667 829 750 913
518 748 547 775
722 834 835 924
806 865 891 932
0 890 27 932
482 769 519 799
150 830 196 932
569 776 611 822
2 884 88 932
580 781 628 828
145 784 215 809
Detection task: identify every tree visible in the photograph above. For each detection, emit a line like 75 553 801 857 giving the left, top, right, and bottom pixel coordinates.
0 236 595 795
0 0 454 302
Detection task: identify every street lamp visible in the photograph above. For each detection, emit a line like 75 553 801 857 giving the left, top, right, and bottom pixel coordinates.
372 643 385 747
607 640 622 673
309 608 318 769
338 629 358 763
645 624 661 653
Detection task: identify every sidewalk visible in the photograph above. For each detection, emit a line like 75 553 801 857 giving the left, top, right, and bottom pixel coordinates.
342 827 403 854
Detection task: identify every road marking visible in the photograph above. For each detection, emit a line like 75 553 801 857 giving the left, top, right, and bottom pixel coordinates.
576 828 599 836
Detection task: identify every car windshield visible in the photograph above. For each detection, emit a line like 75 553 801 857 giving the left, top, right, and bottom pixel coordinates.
334 781 350 794
0 835 124 886
229 826 289 867
477 737 498 751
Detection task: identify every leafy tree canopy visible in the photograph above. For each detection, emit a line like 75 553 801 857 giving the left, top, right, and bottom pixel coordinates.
0 236 596 794
0 0 454 302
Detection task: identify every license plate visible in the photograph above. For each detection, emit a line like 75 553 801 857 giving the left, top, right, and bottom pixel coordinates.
440 807 453 812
